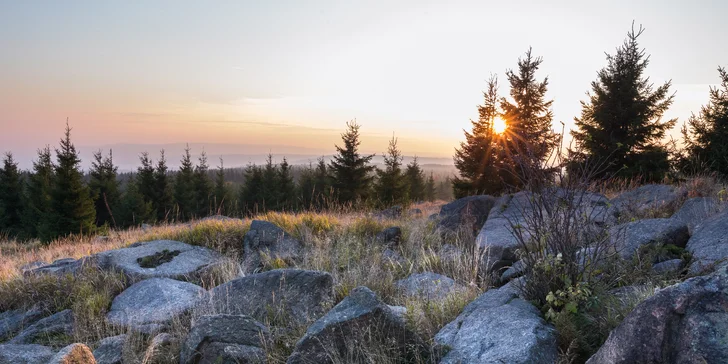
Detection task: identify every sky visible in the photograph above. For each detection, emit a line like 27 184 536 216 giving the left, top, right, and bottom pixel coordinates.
1 0 727 169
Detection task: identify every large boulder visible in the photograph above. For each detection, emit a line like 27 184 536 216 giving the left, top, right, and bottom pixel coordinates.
9 309 74 346
672 196 722 234
0 306 44 341
93 335 127 364
48 343 96 364
106 278 206 334
435 282 557 364
374 226 402 247
436 195 496 235
96 240 223 281
0 344 55 364
287 286 429 364
609 218 690 259
475 193 531 273
243 220 303 269
586 265 728 363
609 184 687 221
686 210 728 274
395 272 464 300
209 269 333 324
180 314 269 364
24 257 92 277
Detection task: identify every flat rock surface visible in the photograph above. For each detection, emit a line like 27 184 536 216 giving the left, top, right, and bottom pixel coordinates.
610 184 686 220
587 265 728 363
106 278 206 334
435 282 557 364
97 240 223 281
0 344 56 364
209 269 333 324
672 196 722 234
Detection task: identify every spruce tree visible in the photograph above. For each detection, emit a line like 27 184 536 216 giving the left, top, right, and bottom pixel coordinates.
329 120 375 206
453 75 508 197
570 25 676 181
193 150 212 217
405 156 426 202
260 154 278 211
153 150 173 221
681 67 728 176
213 158 229 215
501 48 558 186
374 136 409 207
424 172 436 202
0 153 25 237
173 145 195 220
313 157 331 209
88 150 120 227
136 152 156 219
48 122 96 240
24 146 54 239
240 164 264 215
118 180 153 227
277 157 296 211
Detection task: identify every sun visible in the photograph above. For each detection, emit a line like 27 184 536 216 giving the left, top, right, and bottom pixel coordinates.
492 116 508 134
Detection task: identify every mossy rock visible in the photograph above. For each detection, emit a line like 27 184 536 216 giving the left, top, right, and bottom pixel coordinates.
137 249 181 268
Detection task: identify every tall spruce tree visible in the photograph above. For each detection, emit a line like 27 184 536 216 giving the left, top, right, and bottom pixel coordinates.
88 150 120 227
193 150 212 217
681 67 728 176
213 158 229 215
501 48 558 187
453 75 509 196
24 146 54 239
48 122 96 240
0 153 25 237
153 150 173 221
136 152 156 219
240 164 264 215
277 157 296 211
374 136 409 207
259 154 278 211
570 25 676 181
329 120 375 206
118 180 153 227
405 156 426 202
174 145 195 220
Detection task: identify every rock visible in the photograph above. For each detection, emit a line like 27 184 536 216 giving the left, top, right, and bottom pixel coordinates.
435 284 557 364
500 260 526 282
24 257 90 277
199 215 240 223
374 226 402 246
686 210 728 274
610 184 687 221
586 265 728 363
0 344 55 364
47 343 96 364
439 244 465 264
243 220 303 269
142 333 177 363
93 335 126 364
9 309 74 346
652 258 684 275
0 306 44 341
475 193 531 273
96 240 223 281
436 195 496 235
382 248 407 267
209 269 333 324
106 278 206 334
409 208 423 217
287 286 429 364
19 261 45 273
141 223 151 232
609 218 690 259
672 196 722 234
395 272 464 300
373 205 403 219
180 314 269 364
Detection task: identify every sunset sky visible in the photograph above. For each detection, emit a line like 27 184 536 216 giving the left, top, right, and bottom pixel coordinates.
1 0 727 168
